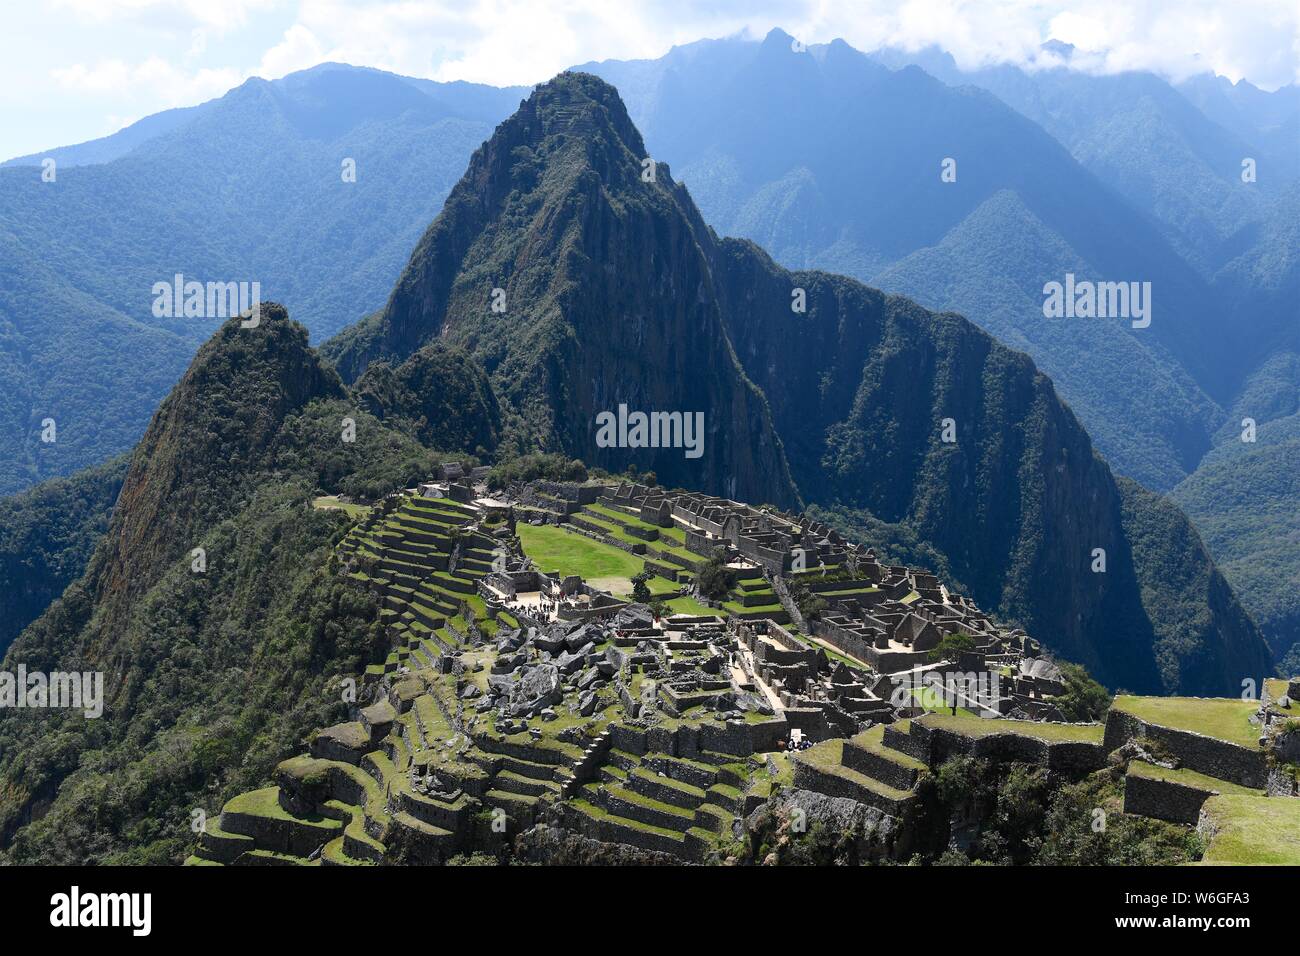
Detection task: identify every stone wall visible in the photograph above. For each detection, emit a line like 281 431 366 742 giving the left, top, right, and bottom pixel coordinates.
1104 709 1268 789
790 760 914 816
842 742 921 791
883 724 929 763
914 723 1106 775
1122 773 1213 825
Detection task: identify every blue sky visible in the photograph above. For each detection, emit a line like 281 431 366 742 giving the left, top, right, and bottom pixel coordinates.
3 0 1298 161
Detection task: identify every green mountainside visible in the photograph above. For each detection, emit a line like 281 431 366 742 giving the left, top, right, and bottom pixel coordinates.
0 72 1278 866
0 307 483 862
0 65 525 495
0 455 127 657
353 342 503 457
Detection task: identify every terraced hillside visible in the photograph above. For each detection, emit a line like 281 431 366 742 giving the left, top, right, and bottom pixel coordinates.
185 483 1300 869
337 493 509 677
188 491 778 866
1109 680 1300 864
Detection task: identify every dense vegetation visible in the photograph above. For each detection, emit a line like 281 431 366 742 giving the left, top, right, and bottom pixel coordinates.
927 758 1202 866
0 455 126 657
750 758 1200 866
1171 428 1300 661
486 453 589 489
353 342 502 457
0 309 453 863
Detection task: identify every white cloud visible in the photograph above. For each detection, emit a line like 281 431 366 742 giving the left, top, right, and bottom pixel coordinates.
51 56 243 106
12 0 1299 161
50 0 281 33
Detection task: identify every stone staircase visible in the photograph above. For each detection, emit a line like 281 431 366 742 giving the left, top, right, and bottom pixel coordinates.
561 748 750 860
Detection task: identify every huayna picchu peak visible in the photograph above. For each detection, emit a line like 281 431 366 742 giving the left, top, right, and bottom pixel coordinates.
1 8 1295 896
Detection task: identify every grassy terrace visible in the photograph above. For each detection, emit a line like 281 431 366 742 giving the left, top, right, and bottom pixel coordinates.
662 595 718 617
312 495 371 518
917 713 1104 743
225 786 342 828
517 522 643 581
1200 793 1300 865
722 599 784 615
795 739 912 800
1125 760 1261 797
852 724 926 771
1111 695 1261 749
587 502 659 531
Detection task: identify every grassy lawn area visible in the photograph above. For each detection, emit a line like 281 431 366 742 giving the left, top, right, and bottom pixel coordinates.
663 595 720 617
1200 793 1300 864
311 495 370 518
517 523 644 581
918 712 1104 743
517 524 720 617
1112 695 1261 749
909 686 981 717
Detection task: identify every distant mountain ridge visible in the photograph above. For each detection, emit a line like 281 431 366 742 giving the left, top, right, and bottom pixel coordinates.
0 64 526 495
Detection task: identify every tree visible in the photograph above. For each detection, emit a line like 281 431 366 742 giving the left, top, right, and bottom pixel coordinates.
928 630 977 664
1052 662 1112 722
696 548 733 601
630 570 652 603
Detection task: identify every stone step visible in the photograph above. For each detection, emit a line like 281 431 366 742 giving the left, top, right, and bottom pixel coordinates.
626 766 705 810
594 783 697 834
321 835 374 866
197 823 254 864
641 753 721 789
693 801 734 833
497 753 564 782
565 799 691 858
494 769 561 798
842 724 926 790
705 783 743 812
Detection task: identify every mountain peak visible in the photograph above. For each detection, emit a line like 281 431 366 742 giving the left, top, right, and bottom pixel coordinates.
325 73 799 507
96 303 343 611
516 71 647 157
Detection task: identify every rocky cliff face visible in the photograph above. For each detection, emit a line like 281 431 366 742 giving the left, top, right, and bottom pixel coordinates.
328 73 1270 693
326 73 798 508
